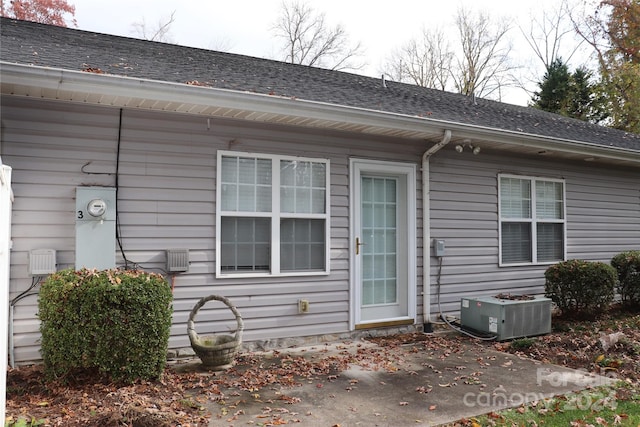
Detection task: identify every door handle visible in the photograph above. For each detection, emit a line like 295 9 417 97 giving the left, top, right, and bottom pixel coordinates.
356 237 365 255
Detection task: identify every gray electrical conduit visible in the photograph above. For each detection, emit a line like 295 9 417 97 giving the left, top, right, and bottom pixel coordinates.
434 256 497 341
9 276 42 367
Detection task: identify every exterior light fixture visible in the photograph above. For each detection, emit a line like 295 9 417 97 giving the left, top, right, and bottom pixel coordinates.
454 142 481 154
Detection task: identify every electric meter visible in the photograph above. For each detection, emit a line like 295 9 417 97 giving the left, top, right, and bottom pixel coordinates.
75 187 116 270
87 198 107 217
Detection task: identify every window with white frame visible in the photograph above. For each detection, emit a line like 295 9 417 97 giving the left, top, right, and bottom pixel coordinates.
216 151 330 276
499 174 566 265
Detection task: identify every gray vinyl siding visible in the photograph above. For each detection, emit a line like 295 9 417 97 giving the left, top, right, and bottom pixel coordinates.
4 94 639 363
2 96 426 363
428 151 640 315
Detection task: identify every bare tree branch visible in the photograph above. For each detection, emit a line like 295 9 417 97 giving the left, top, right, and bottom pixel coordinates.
452 7 519 99
382 27 453 89
131 10 176 43
382 7 519 101
520 0 584 68
272 0 365 71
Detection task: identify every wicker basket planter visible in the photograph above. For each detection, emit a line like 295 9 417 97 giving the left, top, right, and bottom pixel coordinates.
187 294 244 369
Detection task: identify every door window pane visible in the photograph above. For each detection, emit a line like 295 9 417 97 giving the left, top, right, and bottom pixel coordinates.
385 279 397 302
373 280 386 304
361 176 398 305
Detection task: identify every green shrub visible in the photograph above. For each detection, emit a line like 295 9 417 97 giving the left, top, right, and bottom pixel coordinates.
544 259 616 317
611 250 640 308
38 268 173 383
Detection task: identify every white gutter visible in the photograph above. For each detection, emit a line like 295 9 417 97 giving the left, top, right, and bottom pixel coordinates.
0 63 442 139
2 62 640 166
422 130 452 331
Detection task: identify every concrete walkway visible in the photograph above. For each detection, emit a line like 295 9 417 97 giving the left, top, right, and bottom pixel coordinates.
187 335 614 426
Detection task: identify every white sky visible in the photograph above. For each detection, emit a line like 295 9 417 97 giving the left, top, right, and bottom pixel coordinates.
70 0 589 106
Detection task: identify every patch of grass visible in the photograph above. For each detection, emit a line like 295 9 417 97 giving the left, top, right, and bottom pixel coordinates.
5 416 46 427
178 398 204 410
454 384 640 427
510 337 536 350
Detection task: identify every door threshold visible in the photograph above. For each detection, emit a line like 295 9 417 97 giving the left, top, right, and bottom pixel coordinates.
355 318 414 330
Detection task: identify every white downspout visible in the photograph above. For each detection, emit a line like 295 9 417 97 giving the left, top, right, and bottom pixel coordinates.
422 130 451 332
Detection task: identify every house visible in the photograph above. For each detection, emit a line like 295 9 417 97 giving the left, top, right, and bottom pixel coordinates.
1 18 639 365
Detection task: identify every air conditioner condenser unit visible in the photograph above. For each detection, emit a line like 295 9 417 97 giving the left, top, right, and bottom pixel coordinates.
460 295 552 341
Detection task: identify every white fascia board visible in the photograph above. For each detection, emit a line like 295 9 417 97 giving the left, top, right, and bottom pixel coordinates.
0 62 438 135
438 123 640 164
2 62 640 164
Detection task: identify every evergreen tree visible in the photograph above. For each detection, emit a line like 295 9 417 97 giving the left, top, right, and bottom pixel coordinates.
532 58 571 114
567 67 608 123
532 59 607 124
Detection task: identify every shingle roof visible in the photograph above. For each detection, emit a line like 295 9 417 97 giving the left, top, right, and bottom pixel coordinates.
1 17 639 152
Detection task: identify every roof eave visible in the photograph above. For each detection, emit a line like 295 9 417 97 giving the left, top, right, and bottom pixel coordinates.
2 62 640 165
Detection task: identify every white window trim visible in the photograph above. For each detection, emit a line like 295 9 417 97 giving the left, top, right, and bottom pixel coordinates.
216 150 331 278
498 173 567 267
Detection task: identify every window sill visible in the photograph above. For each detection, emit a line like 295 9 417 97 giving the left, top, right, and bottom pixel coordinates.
216 270 330 279
499 260 563 268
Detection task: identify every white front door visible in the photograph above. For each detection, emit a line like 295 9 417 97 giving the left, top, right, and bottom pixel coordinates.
350 159 416 328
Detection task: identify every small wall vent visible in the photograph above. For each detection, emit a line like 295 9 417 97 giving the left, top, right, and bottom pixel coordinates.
166 249 189 272
28 249 57 276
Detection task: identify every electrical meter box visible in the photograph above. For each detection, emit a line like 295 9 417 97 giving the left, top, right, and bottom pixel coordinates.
75 186 116 270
